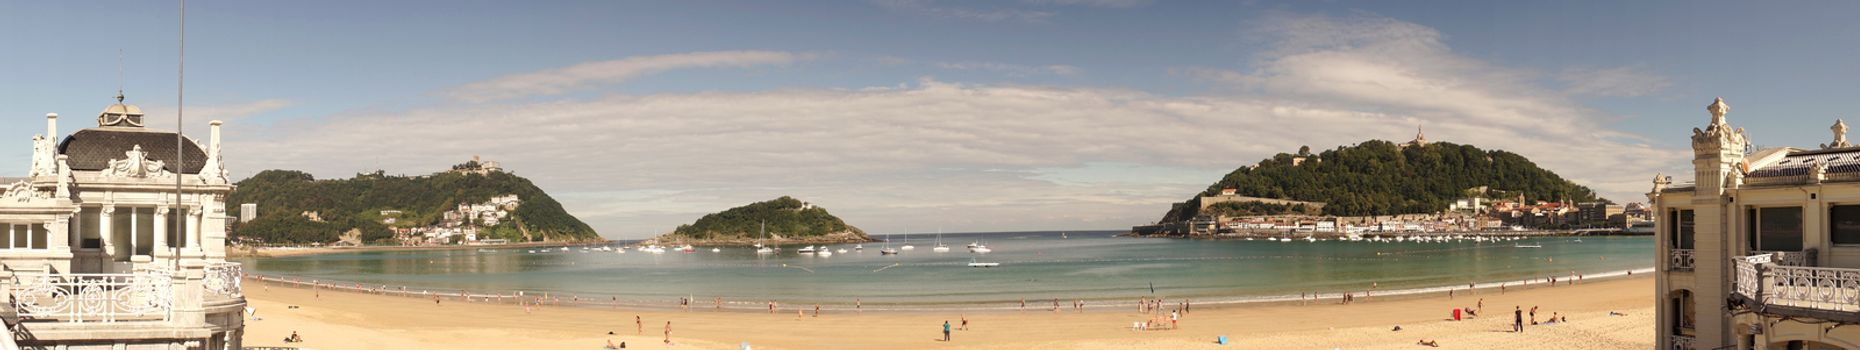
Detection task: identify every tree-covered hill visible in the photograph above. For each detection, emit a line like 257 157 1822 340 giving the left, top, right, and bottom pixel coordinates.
663 196 868 242
227 169 598 245
1160 140 1603 222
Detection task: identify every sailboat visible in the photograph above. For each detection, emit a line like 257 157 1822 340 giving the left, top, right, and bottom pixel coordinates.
755 222 775 255
880 234 900 255
900 234 915 251
932 229 951 253
969 236 992 253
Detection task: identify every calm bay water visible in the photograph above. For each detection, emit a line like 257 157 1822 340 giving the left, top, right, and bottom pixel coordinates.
239 231 1652 309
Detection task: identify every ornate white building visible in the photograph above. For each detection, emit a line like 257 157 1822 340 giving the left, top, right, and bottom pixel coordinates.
1654 97 1860 350
0 94 246 349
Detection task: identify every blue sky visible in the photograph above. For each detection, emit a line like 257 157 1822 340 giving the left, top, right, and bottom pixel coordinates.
4 1 1857 238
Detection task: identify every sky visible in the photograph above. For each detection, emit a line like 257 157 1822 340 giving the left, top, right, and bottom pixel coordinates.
4 1 1858 239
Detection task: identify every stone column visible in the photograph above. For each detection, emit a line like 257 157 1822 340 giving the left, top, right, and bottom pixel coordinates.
47 216 71 273
99 205 116 258
154 205 170 257
188 208 204 255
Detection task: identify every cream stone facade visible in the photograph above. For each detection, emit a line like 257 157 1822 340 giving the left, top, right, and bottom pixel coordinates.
0 95 246 349
1655 98 1860 350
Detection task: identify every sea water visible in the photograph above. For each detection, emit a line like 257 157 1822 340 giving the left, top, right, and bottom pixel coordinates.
238 232 1651 309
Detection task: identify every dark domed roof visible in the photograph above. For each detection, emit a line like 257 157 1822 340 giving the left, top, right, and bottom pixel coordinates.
57 129 207 174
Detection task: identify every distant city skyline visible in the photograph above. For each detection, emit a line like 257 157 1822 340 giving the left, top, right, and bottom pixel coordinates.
5 1 1858 239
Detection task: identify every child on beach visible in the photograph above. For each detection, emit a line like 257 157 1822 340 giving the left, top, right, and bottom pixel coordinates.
961 315 969 330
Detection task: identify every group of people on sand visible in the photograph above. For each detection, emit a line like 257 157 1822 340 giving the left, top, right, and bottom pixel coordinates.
939 316 972 341
1510 305 1571 333
602 317 671 349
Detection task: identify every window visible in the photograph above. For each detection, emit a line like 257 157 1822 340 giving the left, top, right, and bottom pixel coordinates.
3 224 47 250
78 207 101 249
1755 207 1805 251
1832 205 1860 244
1670 210 1695 249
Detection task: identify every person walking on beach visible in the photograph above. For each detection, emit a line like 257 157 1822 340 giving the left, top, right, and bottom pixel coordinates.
635 316 642 334
943 320 951 341
1512 306 1524 333
961 315 969 330
663 321 672 344
1530 306 1538 325
857 298 863 313
813 304 820 317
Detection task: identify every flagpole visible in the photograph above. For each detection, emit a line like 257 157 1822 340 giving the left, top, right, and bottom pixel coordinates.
173 0 186 273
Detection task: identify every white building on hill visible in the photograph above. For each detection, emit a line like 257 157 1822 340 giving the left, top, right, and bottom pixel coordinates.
0 94 246 349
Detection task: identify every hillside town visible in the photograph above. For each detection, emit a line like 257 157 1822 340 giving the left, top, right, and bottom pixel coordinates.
1138 187 1654 237
383 193 524 245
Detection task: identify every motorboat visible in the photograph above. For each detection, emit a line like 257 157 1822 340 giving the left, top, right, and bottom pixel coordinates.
711 248 722 253
836 248 848 253
1514 243 1543 248
818 249 833 257
880 247 899 255
967 258 1000 268
797 246 817 254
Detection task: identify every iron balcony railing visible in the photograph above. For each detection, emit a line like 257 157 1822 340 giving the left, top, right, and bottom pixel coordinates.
1670 248 1695 271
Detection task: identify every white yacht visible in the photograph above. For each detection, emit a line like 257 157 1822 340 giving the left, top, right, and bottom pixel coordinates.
797 246 817 254
932 230 951 253
967 258 1000 268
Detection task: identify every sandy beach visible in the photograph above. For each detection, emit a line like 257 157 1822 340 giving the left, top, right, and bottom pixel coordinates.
240 274 1652 349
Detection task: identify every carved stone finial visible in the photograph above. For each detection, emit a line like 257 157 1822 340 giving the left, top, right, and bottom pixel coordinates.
1826 119 1852 149
1812 160 1829 184
1708 97 1730 126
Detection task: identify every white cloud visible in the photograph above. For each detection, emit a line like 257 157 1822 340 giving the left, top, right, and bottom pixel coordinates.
874 0 1054 23
1558 66 1672 97
933 61 1080 76
443 51 812 102
225 12 1687 239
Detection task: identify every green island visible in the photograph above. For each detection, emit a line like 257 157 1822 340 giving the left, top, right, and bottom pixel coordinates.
651 196 873 245
1159 139 1603 223
227 166 599 245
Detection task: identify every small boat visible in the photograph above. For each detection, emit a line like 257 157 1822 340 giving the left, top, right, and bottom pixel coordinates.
933 230 951 253
967 258 1000 268
679 245 697 253
559 247 570 252
880 247 899 255
711 248 722 253
966 242 980 249
854 244 864 250
836 248 848 253
1514 243 1543 248
1061 232 1068 239
818 249 833 257
797 246 817 254
756 246 775 254
900 244 915 250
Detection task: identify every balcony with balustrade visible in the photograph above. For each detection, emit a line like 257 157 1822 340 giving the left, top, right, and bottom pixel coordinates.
1730 251 1860 323
0 261 245 347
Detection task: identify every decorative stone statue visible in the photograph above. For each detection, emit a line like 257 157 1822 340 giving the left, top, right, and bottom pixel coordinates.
103 145 172 178
1826 119 1851 149
28 134 52 177
1812 160 1828 183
